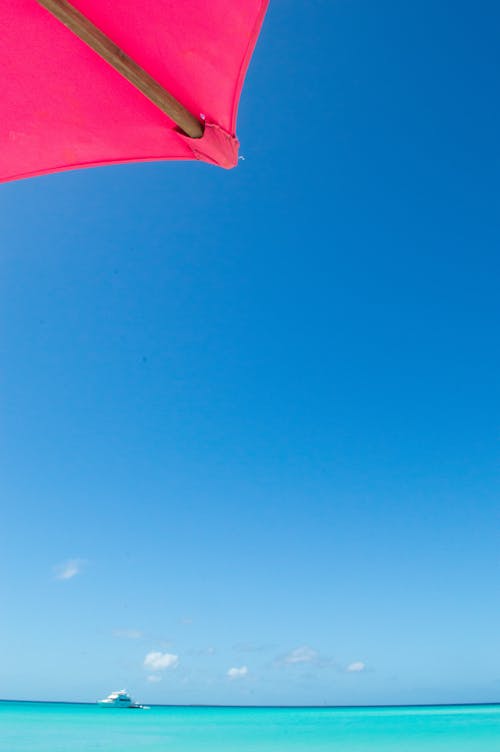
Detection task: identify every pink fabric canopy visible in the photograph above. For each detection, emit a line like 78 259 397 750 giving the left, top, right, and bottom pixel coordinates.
1 0 268 182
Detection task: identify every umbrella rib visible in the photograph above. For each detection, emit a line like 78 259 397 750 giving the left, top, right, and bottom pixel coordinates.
35 0 204 139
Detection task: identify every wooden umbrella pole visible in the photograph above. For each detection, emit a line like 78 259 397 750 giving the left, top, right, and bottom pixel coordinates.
35 0 204 138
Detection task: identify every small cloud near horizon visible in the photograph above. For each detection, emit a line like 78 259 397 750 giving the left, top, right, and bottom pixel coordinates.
274 645 335 670
144 651 179 671
233 641 274 653
147 674 162 683
227 666 248 679
186 646 216 657
347 661 366 673
283 646 319 665
113 629 142 640
54 559 86 581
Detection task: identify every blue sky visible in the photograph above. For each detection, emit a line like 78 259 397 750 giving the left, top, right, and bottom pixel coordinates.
1 0 499 705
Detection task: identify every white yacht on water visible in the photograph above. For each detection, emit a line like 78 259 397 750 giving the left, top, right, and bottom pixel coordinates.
98 690 144 709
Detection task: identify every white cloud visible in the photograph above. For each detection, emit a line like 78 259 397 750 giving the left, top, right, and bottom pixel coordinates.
283 646 318 665
54 559 85 580
144 651 179 671
227 666 248 679
147 675 162 683
234 642 273 653
347 661 366 673
187 646 216 656
113 629 142 639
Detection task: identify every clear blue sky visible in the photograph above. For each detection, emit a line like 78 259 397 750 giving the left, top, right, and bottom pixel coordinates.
1 0 499 706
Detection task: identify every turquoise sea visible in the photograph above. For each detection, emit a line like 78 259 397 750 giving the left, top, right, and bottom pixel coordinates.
1 702 499 751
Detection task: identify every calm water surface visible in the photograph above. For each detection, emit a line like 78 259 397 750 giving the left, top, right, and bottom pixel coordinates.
1 702 499 751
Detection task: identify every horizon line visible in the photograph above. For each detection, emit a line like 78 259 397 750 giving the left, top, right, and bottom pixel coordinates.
1 699 499 709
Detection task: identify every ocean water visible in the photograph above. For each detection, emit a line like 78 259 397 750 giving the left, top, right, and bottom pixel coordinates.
0 702 499 751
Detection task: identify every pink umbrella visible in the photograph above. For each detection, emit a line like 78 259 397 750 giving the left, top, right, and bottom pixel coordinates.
1 0 268 183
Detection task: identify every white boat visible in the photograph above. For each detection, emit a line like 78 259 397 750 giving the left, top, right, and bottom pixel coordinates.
98 690 144 709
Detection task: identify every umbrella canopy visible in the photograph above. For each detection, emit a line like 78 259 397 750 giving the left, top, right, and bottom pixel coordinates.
1 0 268 182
